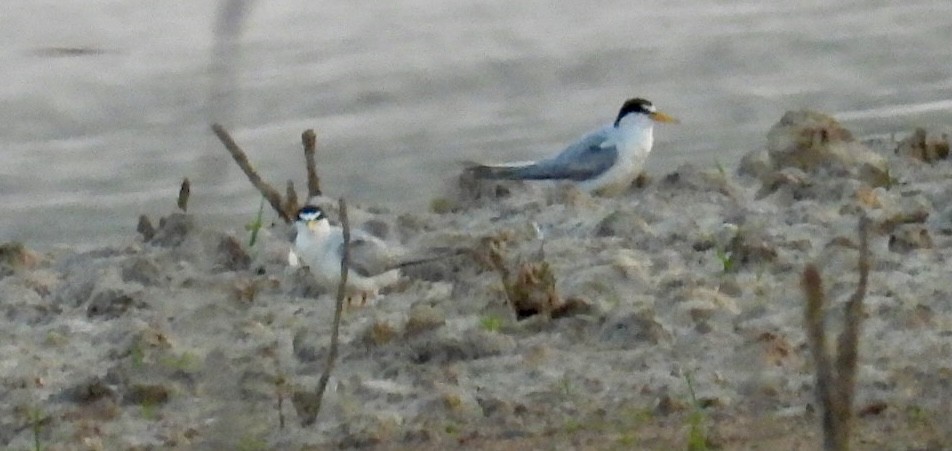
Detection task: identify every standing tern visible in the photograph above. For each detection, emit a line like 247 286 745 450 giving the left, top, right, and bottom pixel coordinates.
467 97 678 195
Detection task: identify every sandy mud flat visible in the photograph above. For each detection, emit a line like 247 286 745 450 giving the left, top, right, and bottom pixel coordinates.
2 112 951 449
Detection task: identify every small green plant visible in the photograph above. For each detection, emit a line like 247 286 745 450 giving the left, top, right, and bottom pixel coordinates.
714 248 735 273
245 197 266 247
159 351 201 372
883 166 899 190
714 159 728 178
621 406 654 424
236 434 268 451
559 376 575 398
140 400 159 420
479 315 503 332
444 422 460 435
905 405 930 428
130 343 145 367
685 372 708 451
429 197 456 214
617 433 637 447
29 406 44 451
563 418 584 434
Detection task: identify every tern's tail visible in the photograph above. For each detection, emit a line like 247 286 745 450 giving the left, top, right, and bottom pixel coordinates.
393 248 469 269
466 162 553 181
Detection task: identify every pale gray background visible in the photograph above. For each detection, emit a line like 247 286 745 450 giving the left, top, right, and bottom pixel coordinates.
3 0 951 247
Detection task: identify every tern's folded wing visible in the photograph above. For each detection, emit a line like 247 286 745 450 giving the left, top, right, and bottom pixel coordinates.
340 236 398 278
534 128 618 181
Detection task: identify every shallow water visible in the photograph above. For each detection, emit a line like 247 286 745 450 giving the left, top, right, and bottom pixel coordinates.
3 0 952 247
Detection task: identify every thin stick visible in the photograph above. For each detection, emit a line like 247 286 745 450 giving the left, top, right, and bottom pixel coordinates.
137 215 156 241
831 216 870 449
802 264 836 450
275 371 286 430
285 179 299 219
802 215 870 451
210 123 291 223
391 248 469 269
311 197 349 424
302 129 321 198
177 177 191 212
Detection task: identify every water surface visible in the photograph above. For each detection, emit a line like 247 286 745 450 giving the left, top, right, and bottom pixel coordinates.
2 1 951 247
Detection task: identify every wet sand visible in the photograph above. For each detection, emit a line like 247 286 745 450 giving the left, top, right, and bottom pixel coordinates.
2 112 951 449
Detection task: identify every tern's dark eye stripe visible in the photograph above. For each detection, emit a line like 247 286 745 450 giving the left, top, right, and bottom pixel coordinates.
296 206 325 221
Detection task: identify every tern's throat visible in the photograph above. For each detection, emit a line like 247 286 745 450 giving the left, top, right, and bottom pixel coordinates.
297 220 334 245
615 113 654 150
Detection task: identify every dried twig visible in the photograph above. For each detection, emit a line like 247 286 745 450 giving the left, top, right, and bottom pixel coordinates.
274 365 287 430
210 123 291 223
302 129 321 198
177 178 191 212
803 265 836 447
484 237 563 320
834 216 869 446
137 215 156 241
285 179 299 219
801 216 870 451
310 198 349 425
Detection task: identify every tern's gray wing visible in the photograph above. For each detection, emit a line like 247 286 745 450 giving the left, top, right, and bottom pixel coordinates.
469 126 618 181
339 234 398 277
539 126 618 180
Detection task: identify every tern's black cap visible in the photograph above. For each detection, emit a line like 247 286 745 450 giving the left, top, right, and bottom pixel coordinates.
296 205 326 221
614 98 655 127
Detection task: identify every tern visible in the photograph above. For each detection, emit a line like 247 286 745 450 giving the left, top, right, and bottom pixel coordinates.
290 205 463 304
291 205 402 303
467 97 678 195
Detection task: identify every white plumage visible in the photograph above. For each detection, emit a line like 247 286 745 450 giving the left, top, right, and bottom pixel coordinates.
291 205 402 301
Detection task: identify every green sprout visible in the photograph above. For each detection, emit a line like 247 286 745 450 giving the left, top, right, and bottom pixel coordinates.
558 374 574 398
130 343 145 367
883 166 900 190
140 400 159 420
236 434 268 451
714 159 728 178
685 372 708 451
246 197 266 247
715 248 735 273
444 422 460 435
159 351 201 373
480 315 503 332
29 406 44 451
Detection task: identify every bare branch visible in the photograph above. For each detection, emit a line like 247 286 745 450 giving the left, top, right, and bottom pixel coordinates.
310 198 349 425
832 216 870 448
802 215 870 451
285 179 299 219
802 264 838 450
177 178 191 212
302 129 322 198
210 123 291 223
137 215 156 242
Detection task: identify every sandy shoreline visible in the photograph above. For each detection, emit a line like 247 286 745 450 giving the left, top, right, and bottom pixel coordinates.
2 111 951 449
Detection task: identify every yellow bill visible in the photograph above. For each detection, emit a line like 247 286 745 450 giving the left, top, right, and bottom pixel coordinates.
649 111 679 124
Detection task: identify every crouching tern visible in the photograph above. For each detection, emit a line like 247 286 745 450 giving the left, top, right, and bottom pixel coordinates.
290 205 402 303
467 97 678 195
290 205 460 304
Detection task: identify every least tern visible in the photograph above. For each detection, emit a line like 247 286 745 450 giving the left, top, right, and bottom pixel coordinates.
468 97 678 195
291 205 402 303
